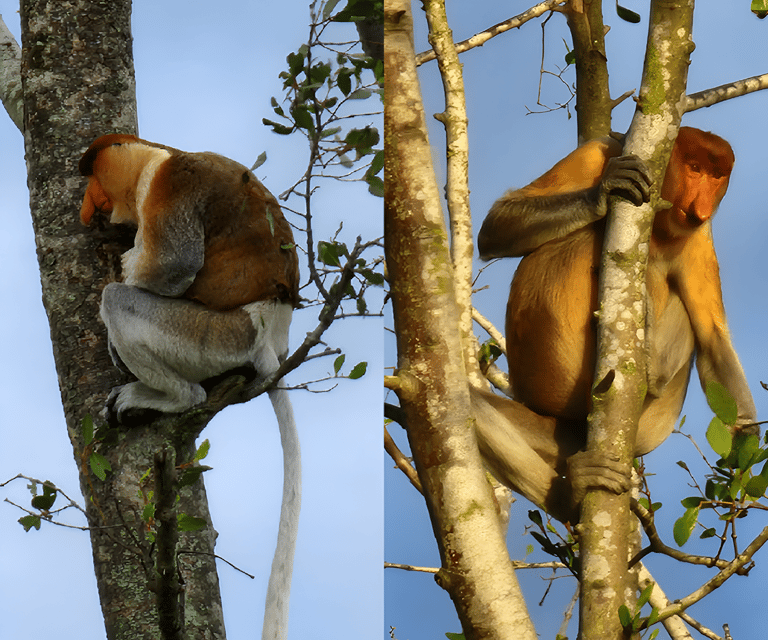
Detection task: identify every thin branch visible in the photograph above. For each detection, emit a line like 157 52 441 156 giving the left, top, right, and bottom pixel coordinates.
629 499 749 573
472 307 506 353
653 525 768 626
415 0 567 66
384 426 422 492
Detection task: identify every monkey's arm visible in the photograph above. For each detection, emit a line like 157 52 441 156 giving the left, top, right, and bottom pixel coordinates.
123 162 206 296
678 234 757 428
478 145 652 259
123 215 205 296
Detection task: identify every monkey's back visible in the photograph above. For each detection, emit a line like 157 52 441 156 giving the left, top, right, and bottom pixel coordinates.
172 152 300 311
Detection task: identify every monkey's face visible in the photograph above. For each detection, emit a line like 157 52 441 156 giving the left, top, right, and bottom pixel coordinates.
657 144 732 239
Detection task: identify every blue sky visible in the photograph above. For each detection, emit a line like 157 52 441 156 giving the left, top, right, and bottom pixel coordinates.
0 2 382 638
385 3 768 639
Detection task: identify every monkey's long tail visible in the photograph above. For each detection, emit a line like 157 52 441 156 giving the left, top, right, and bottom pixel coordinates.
262 386 301 640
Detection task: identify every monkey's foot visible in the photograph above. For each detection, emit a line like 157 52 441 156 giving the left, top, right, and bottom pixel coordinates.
106 381 205 425
567 450 632 506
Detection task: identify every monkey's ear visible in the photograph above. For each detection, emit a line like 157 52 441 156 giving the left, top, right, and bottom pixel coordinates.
80 177 113 224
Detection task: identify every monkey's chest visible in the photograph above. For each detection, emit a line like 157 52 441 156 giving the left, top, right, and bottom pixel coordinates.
504 229 694 420
505 228 599 419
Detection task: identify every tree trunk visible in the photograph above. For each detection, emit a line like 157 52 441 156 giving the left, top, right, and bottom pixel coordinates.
578 2 695 638
19 1 226 637
385 1 536 637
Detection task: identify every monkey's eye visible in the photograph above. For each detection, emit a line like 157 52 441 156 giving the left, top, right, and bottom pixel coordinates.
689 163 701 174
112 142 122 147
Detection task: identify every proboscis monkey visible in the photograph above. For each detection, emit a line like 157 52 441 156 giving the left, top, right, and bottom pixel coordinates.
474 127 756 522
80 133 300 640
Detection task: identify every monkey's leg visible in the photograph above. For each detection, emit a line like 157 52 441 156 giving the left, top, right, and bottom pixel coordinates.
100 283 256 415
471 385 630 522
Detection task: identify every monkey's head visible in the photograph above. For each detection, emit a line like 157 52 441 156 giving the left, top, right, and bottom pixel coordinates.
657 127 735 239
79 133 165 226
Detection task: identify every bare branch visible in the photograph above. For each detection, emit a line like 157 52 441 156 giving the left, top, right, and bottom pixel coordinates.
686 73 768 112
654 526 768 625
415 0 567 66
472 307 506 353
384 425 422 492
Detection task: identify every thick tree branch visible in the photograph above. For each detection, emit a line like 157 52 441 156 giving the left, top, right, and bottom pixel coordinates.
578 2 695 638
686 73 768 112
422 0 479 385
385 1 537 636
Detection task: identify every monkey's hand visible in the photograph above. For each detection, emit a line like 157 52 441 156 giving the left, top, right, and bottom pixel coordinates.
567 450 632 507
593 155 653 217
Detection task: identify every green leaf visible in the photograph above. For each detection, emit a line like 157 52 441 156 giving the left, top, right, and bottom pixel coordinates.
528 510 543 527
616 2 641 23
706 381 738 425
367 175 384 197
349 88 372 100
359 268 384 286
323 0 343 21
177 514 207 532
287 51 305 78
681 496 704 509
251 151 267 171
706 417 732 457
19 515 41 532
142 503 155 523
334 354 346 374
618 604 632 628
673 506 699 546
82 415 94 446
752 0 768 19
338 68 353 96
700 527 717 539
445 634 465 640
349 362 367 379
318 241 343 266
31 484 57 511
737 433 761 471
368 149 384 175
262 118 294 135
89 452 112 481
194 439 210 461
178 465 212 489
291 104 315 132
637 582 654 608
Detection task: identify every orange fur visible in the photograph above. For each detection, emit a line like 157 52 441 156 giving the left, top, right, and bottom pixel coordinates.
501 127 754 453
520 136 623 197
80 176 113 224
79 134 299 311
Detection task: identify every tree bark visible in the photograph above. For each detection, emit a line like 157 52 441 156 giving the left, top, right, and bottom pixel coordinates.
578 2 695 639
19 1 225 637
566 0 612 141
385 1 536 637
